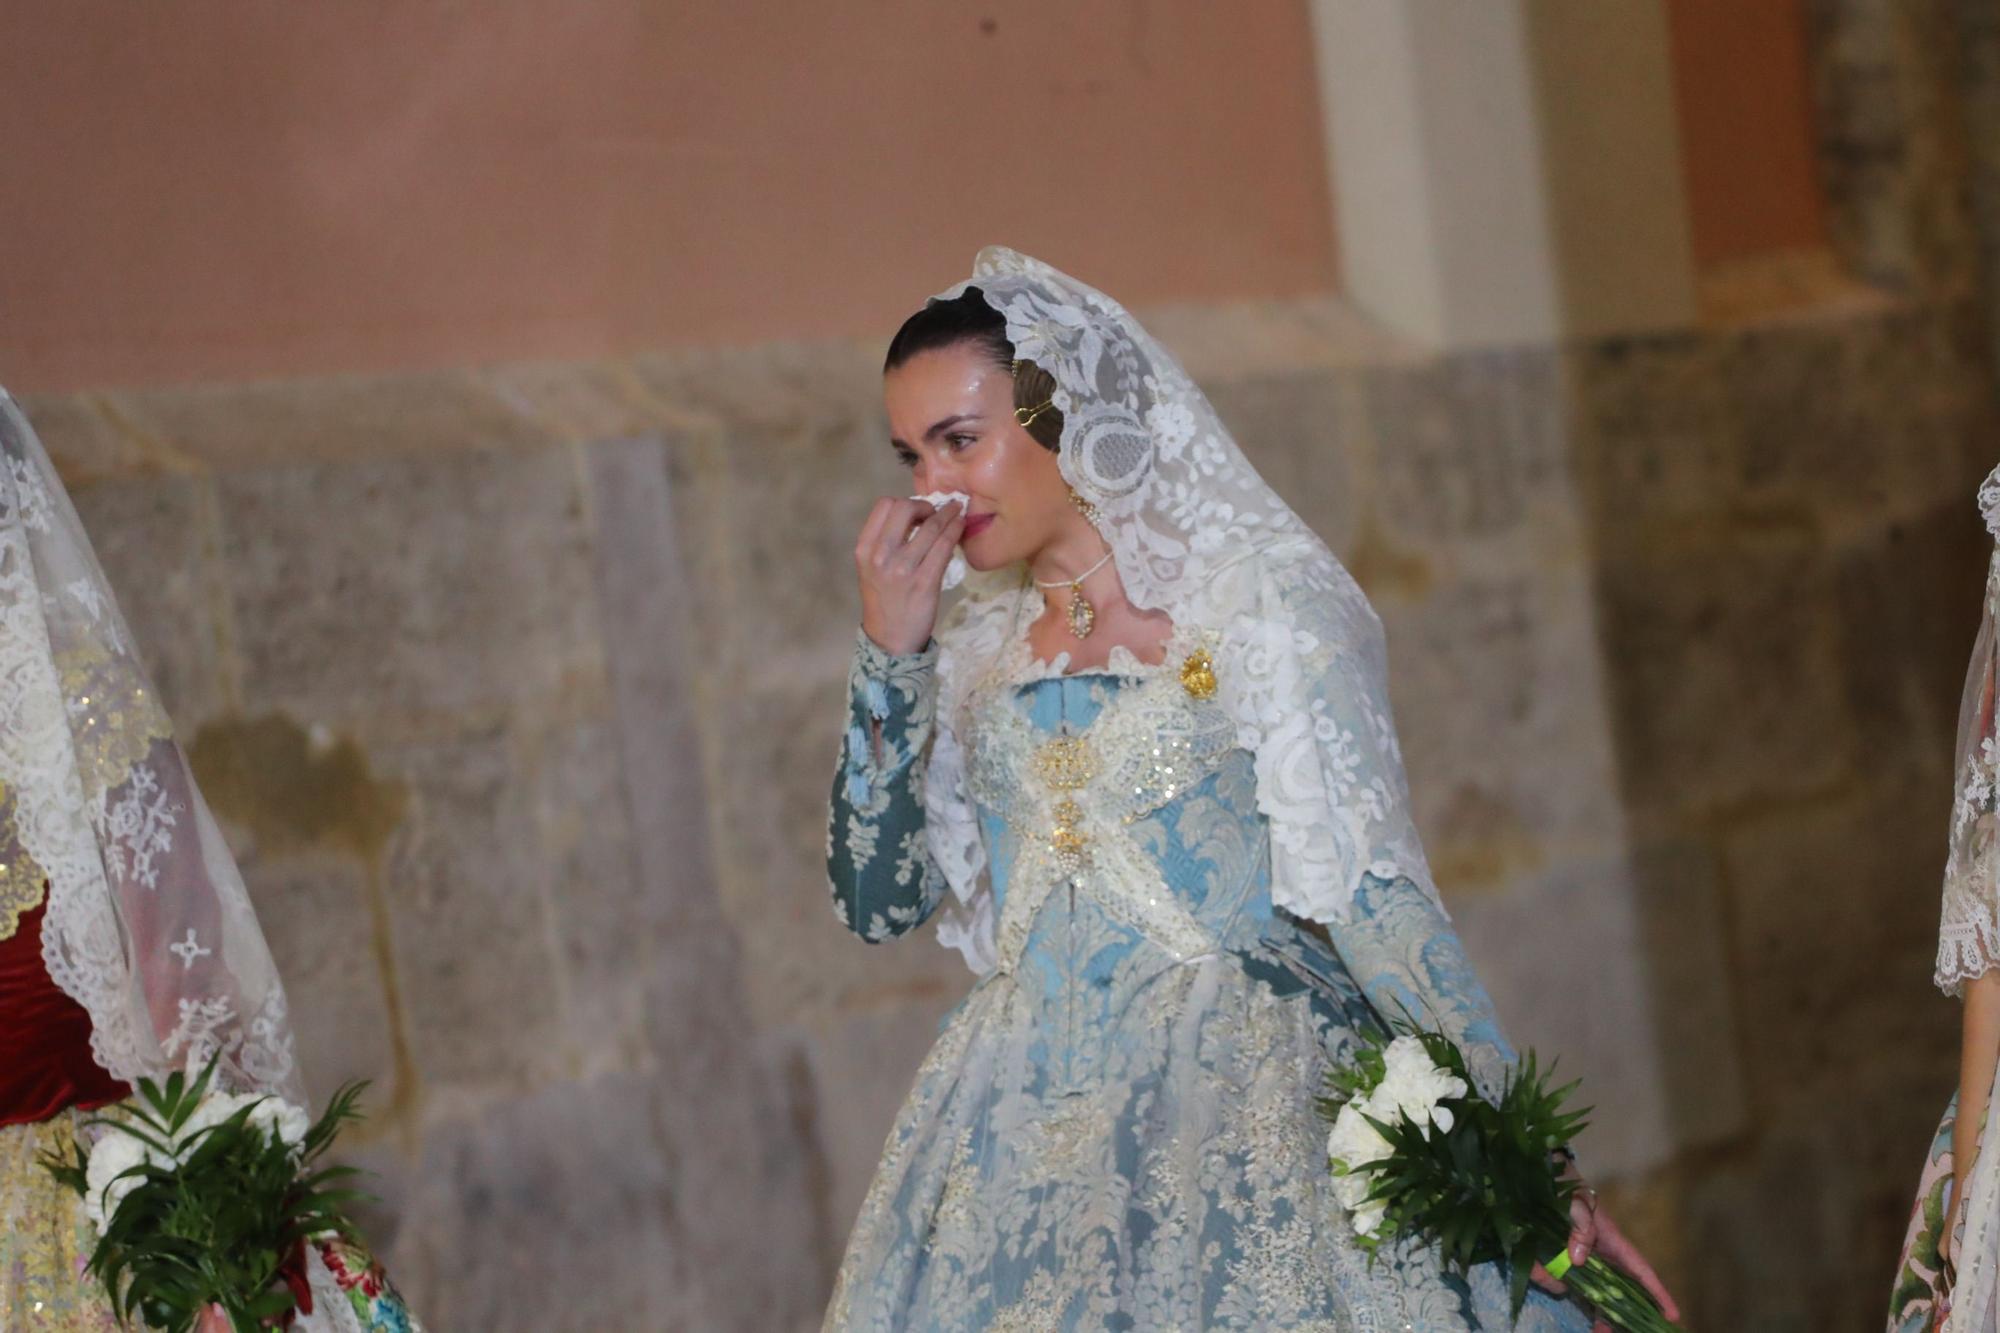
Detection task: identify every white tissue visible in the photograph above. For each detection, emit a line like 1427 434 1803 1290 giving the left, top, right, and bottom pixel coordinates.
910 492 972 590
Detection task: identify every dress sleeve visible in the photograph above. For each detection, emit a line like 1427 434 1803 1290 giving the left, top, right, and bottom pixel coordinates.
1322 872 1520 1105
824 629 949 943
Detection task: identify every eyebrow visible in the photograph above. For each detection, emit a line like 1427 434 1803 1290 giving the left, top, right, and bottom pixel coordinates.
890 413 984 450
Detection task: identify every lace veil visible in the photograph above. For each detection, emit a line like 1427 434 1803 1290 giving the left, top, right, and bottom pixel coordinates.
0 389 301 1103
1941 467 2000 1329
920 246 1441 973
1939 468 2000 997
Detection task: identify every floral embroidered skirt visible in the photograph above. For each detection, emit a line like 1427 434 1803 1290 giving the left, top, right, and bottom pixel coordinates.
823 955 1594 1331
1890 1090 1974 1331
0 1108 422 1333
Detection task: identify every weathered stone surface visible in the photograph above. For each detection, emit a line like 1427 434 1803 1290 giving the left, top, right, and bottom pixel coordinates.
629 338 886 434
701 664 971 1032
67 470 235 727
1683 1066 1950 1332
1595 528 1854 818
1382 565 1620 872
1449 851 1690 1178
111 371 547 472
1364 348 1570 543
522 714 648 1066
1615 837 1751 1153
479 359 709 445
233 849 402 1106
666 409 905 690
1830 500 1991 777
1204 370 1365 554
1718 776 1956 1097
374 727 565 1089
582 435 725 937
789 1001 960 1250
388 1072 819 1332
1806 0 1981 299
1571 333 1740 526
19 392 159 486
211 447 604 732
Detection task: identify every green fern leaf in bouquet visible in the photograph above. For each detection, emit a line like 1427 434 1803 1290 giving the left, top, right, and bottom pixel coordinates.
40 1055 373 1333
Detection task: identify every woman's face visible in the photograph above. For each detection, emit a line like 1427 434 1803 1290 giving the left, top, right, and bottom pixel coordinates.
884 342 1072 572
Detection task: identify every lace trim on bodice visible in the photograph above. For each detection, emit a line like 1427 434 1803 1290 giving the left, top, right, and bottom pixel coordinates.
963 619 1240 974
999 594 1190 684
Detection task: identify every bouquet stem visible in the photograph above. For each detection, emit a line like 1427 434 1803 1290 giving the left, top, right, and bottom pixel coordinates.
1554 1253 1680 1332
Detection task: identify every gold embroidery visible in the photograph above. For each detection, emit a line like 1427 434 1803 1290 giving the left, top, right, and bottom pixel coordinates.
1031 734 1099 792
1035 735 1100 871
0 1114 122 1329
57 642 173 800
0 782 47 943
1178 647 1217 700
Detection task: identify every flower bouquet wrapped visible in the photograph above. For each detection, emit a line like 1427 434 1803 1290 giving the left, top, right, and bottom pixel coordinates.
40 1056 371 1332
1320 1027 1680 1330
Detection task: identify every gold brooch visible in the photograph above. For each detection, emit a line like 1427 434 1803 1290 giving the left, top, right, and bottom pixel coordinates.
1179 648 1217 700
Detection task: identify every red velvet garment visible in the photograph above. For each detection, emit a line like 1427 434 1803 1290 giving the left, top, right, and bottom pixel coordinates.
0 895 128 1126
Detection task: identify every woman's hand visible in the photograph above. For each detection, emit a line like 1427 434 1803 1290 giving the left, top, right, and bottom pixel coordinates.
1530 1183 1682 1331
195 1304 232 1333
856 496 964 656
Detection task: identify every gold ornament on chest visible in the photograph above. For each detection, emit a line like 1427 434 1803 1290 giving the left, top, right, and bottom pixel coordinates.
1033 734 1099 871
1179 647 1218 700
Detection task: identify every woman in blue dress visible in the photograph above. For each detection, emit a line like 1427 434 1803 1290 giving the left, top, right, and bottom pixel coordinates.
822 248 1678 1331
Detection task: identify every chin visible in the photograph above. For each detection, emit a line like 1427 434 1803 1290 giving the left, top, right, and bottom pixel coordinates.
961 546 1012 573
959 531 1022 573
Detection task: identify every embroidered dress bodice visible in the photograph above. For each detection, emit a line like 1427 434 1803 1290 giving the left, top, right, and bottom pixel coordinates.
960 632 1263 1091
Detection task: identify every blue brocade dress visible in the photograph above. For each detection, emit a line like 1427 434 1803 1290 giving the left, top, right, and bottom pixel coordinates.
822 629 1593 1332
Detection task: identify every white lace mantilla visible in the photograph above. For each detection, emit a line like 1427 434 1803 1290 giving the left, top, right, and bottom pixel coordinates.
922 248 1440 974
1940 545 2000 996
0 393 301 1100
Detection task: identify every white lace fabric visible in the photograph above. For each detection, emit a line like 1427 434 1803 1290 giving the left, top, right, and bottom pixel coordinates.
1939 469 2000 998
0 390 301 1103
923 247 1441 974
1938 466 2000 1331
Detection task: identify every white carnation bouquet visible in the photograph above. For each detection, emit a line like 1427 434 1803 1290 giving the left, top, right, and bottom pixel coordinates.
1321 1026 1679 1330
41 1055 369 1332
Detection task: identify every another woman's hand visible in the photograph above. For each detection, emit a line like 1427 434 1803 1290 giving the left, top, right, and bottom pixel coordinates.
856 496 964 656
195 1304 232 1333
1529 1183 1682 1331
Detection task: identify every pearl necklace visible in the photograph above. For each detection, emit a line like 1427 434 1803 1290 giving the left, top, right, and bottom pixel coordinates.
1032 550 1115 639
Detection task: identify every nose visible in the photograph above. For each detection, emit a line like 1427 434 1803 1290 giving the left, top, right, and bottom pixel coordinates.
914 455 962 496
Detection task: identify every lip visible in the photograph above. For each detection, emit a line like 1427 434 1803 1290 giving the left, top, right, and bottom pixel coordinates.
961 512 996 539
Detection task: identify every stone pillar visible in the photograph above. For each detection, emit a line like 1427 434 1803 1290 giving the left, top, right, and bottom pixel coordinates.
1309 0 1699 347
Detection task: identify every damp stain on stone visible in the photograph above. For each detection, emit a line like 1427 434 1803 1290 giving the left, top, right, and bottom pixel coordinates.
189 713 405 858
1428 784 1545 893
187 712 420 1134
1343 516 1435 603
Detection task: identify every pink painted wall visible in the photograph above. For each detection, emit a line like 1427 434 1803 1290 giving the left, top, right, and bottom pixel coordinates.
1664 0 1830 268
0 2 1337 392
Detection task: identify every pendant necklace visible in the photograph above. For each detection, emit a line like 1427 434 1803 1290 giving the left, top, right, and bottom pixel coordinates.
1034 550 1115 639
